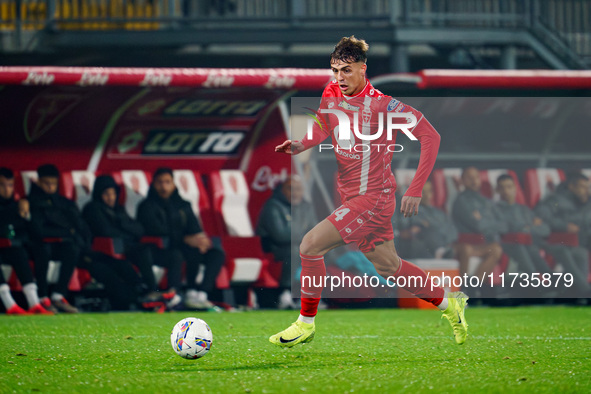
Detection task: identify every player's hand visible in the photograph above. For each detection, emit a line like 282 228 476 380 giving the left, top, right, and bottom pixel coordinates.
195 233 213 254
18 199 30 220
275 140 303 155
566 223 580 233
400 196 421 218
473 210 482 221
184 233 213 253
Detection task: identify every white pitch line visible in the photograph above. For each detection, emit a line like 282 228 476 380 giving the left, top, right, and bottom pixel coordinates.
3 335 590 341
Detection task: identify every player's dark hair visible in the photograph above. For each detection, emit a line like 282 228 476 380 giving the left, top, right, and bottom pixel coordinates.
330 36 369 64
153 167 174 179
566 171 588 186
0 167 14 179
461 166 479 179
37 164 59 179
496 174 514 186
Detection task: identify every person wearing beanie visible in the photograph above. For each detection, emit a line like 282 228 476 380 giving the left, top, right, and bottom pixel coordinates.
82 175 168 307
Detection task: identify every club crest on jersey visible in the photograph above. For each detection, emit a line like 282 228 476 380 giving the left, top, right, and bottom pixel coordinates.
339 101 359 111
362 108 371 124
387 99 399 111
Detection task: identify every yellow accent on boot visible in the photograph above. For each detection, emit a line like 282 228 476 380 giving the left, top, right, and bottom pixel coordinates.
269 320 315 348
441 291 469 344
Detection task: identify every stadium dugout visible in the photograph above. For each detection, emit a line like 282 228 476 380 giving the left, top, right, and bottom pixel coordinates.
0 66 590 308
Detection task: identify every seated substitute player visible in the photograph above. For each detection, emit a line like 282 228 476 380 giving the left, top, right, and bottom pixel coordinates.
452 167 505 279
270 36 468 347
495 174 553 275
82 175 165 304
0 168 53 315
534 173 591 295
137 168 225 310
396 179 458 259
28 164 85 313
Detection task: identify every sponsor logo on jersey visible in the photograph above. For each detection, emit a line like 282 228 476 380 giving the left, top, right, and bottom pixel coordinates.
395 103 405 113
387 99 399 111
338 100 360 111
335 148 361 160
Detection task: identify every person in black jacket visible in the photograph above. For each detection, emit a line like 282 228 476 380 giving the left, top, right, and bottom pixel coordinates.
82 175 167 301
28 164 86 313
452 167 505 278
535 173 590 295
29 165 146 312
0 168 53 315
137 168 225 310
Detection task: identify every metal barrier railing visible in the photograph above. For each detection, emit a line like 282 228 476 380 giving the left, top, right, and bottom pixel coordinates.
0 0 589 64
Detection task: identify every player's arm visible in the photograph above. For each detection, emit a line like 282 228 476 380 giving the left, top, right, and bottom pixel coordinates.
400 117 441 218
276 93 333 155
275 140 305 155
275 119 331 155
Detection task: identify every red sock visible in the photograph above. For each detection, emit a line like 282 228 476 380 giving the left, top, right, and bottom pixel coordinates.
395 258 444 306
299 253 326 317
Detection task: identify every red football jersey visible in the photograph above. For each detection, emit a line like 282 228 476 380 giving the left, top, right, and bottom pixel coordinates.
299 79 440 200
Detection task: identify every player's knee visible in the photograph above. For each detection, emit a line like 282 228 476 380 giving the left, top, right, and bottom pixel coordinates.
300 232 322 256
367 250 399 278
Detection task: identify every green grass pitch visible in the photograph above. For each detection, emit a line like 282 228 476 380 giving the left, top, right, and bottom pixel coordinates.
1 306 589 393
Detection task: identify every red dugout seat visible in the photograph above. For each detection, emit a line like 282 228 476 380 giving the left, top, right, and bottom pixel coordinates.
173 170 217 235
210 170 277 287
523 168 577 246
119 170 151 219
523 168 565 208
431 168 463 213
480 169 526 205
62 171 96 210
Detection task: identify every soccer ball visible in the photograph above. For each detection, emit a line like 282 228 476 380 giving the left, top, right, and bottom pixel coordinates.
170 317 213 359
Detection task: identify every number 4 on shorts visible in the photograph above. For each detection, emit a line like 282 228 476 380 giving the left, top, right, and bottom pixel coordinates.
334 207 350 221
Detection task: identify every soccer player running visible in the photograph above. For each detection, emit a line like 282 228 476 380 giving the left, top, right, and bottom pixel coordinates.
270 36 468 347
